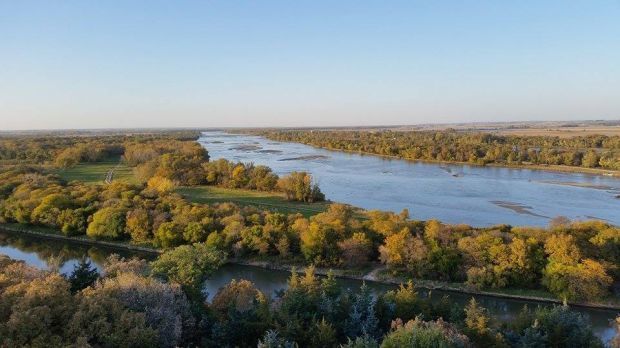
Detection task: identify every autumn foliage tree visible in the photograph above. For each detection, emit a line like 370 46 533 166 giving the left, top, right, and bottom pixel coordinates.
542 234 613 301
278 171 325 202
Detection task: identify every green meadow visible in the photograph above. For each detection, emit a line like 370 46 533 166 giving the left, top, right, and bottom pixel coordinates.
176 186 329 217
56 159 137 184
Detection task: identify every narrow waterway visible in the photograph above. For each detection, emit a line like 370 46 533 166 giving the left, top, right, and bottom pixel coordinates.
199 131 620 227
0 229 617 343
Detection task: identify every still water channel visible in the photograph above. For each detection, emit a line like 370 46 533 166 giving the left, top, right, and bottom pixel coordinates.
0 230 617 343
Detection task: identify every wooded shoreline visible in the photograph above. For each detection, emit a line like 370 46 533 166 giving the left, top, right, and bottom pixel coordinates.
2 224 619 311
264 138 620 178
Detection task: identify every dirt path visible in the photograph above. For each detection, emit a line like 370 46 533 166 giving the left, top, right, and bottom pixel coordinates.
104 161 123 184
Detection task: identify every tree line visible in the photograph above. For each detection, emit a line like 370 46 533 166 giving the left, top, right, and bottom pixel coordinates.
0 165 617 302
0 131 324 202
254 130 620 170
125 139 324 202
0 130 202 166
1 250 617 347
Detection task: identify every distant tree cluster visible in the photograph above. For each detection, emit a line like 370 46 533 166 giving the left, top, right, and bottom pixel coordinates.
203 159 323 201
257 130 620 170
127 139 210 185
278 171 325 203
0 253 613 347
204 158 279 190
0 130 201 166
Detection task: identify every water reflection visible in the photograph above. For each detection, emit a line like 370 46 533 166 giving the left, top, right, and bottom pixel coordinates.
1 229 617 343
0 231 154 274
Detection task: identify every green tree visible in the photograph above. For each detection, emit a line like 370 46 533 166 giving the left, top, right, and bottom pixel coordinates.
582 150 600 168
58 208 87 236
210 279 271 347
345 283 379 339
151 243 227 296
526 306 604 347
380 317 470 348
68 259 100 293
86 207 127 240
154 221 184 248
382 281 419 323
310 318 337 348
257 330 297 348
183 221 208 243
278 172 324 202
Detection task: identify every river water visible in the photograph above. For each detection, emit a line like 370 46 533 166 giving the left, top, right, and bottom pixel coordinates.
199 131 620 227
0 230 617 343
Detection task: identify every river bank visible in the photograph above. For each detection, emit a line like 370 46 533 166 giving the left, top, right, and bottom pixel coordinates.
2 224 618 311
233 259 620 311
0 223 162 255
259 136 620 178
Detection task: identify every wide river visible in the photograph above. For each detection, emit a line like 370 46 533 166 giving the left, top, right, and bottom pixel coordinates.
199 131 620 227
0 230 617 343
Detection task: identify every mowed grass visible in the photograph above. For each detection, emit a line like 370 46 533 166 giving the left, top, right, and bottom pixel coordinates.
177 186 330 217
56 160 137 184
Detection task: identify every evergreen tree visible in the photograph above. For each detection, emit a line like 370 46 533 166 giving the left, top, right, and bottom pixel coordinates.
517 326 547 348
341 335 379 348
344 283 379 340
257 330 297 348
68 259 99 293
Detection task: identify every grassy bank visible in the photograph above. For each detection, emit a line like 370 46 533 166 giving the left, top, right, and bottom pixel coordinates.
0 223 160 254
177 186 330 217
53 161 332 217
55 159 137 184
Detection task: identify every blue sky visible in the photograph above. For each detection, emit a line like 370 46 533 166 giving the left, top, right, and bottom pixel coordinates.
1 1 619 130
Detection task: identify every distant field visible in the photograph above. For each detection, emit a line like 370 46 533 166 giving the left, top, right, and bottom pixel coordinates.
177 186 329 217
495 126 620 138
56 160 137 184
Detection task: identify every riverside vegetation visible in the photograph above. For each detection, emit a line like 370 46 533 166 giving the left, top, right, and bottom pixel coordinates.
0 130 619 347
255 129 620 170
1 253 619 347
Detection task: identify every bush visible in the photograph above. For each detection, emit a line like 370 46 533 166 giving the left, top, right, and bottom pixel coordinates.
86 207 127 240
381 317 470 348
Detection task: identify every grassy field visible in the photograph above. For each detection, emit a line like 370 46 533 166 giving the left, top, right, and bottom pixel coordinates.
55 159 137 184
496 126 620 138
55 161 330 217
177 186 330 217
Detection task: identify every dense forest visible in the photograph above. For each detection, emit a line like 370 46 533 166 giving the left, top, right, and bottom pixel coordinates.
0 130 201 166
0 162 618 303
254 130 620 170
1 252 618 347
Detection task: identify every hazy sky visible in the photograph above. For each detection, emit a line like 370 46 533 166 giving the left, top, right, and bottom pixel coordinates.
1 1 619 130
